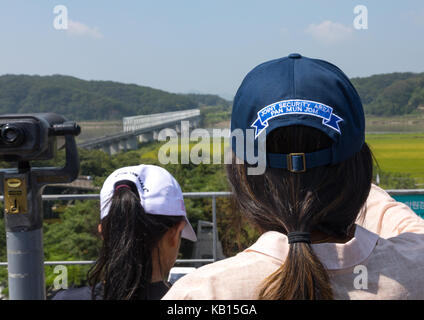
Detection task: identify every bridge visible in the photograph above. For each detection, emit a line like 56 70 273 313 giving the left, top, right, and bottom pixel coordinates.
78 109 201 155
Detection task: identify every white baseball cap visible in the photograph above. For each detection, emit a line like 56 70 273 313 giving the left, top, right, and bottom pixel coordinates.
100 164 197 242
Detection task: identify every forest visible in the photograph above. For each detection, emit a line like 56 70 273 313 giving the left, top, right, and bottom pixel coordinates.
0 74 231 120
0 72 423 121
351 72 424 116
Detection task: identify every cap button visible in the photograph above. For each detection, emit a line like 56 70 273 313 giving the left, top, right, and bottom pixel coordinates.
288 53 302 59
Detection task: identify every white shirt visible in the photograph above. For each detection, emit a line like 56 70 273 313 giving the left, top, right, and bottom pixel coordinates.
163 185 424 300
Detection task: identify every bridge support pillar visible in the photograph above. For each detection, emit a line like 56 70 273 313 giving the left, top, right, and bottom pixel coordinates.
109 142 120 155
192 117 200 128
101 145 110 154
118 141 127 153
153 130 159 140
125 136 139 151
138 132 153 143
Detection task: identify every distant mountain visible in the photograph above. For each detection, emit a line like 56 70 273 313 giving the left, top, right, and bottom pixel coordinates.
183 93 232 109
0 74 230 120
351 72 424 116
1 72 423 120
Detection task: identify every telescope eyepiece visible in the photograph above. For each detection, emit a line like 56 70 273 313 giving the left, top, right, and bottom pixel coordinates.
50 121 81 136
1 124 25 145
0 113 80 162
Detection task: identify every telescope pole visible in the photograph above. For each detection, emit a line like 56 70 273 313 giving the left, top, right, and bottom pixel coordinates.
0 116 80 300
2 164 46 300
6 229 45 299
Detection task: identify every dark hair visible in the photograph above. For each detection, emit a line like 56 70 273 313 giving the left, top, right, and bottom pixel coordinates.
226 125 373 300
87 181 184 300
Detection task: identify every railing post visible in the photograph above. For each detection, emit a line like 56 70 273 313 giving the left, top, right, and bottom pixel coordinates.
212 195 217 261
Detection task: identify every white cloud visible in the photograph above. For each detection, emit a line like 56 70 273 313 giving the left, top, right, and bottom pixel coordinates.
305 20 353 44
67 19 103 39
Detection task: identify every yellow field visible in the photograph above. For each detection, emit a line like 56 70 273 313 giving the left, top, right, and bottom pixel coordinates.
366 133 424 184
138 131 424 185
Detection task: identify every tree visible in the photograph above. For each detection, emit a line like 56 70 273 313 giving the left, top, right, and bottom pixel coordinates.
0 74 230 121
43 200 101 292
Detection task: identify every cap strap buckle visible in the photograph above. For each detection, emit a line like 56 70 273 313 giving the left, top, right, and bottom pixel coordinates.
287 153 306 173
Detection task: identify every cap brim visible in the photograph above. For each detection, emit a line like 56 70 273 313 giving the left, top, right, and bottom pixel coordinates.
182 217 197 242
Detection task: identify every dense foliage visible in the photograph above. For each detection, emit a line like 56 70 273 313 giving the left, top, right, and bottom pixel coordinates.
351 72 424 116
0 142 259 297
184 93 232 109
2 72 423 123
0 75 231 121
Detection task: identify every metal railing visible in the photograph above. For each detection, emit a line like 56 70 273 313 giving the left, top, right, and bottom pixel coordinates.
0 189 423 268
0 191 232 267
384 189 424 195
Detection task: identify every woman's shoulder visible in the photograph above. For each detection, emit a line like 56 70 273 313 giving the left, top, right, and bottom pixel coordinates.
162 251 278 300
374 233 424 285
51 283 103 300
147 281 171 300
377 231 424 250
51 286 93 300
345 232 424 299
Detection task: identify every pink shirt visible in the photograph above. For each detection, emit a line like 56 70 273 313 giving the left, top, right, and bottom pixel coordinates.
163 185 424 300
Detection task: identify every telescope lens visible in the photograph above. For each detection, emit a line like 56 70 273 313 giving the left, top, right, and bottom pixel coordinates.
4 128 19 142
1 125 24 145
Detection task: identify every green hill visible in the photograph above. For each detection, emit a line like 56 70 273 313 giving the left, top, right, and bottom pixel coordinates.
183 93 232 108
351 72 424 116
1 72 423 120
0 74 230 120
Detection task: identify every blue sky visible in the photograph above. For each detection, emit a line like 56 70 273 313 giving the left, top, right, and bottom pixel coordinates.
0 0 423 99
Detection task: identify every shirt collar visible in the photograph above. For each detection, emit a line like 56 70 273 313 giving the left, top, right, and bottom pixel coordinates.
245 225 379 270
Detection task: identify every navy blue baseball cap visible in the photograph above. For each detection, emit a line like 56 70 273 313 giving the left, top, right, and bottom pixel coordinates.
230 53 365 172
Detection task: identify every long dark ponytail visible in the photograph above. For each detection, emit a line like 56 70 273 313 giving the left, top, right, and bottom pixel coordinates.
226 126 373 299
87 180 184 300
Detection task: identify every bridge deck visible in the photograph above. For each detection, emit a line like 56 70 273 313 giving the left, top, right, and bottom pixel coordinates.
79 109 200 148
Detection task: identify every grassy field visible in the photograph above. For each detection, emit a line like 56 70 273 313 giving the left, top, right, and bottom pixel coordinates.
139 137 228 164
366 115 424 133
366 132 424 186
143 132 424 186
76 120 122 143
75 117 424 186
126 132 424 186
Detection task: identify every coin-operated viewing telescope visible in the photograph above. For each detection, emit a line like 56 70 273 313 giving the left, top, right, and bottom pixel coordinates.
0 113 81 300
